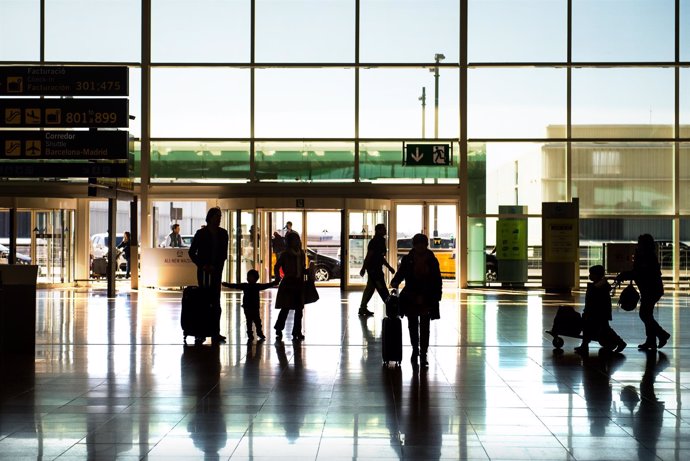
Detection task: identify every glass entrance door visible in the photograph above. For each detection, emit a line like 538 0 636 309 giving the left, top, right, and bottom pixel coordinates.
347 210 388 285
394 202 458 282
228 210 255 284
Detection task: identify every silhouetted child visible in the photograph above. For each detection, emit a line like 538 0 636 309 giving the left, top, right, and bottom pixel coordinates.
222 270 278 341
575 265 627 354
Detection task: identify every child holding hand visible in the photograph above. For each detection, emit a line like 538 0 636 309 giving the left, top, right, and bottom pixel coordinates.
223 270 278 341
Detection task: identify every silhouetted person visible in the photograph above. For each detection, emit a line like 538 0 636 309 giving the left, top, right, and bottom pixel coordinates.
189 207 229 344
616 234 670 350
575 265 626 354
117 231 131 278
391 233 442 368
358 223 395 317
273 232 306 341
223 269 278 341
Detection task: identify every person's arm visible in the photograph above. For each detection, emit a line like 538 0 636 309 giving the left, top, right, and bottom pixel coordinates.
382 257 395 274
360 247 372 277
188 230 202 267
222 282 242 289
257 281 278 290
390 256 405 288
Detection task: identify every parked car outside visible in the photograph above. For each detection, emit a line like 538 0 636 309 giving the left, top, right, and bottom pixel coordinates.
307 248 341 282
656 240 690 270
0 243 32 264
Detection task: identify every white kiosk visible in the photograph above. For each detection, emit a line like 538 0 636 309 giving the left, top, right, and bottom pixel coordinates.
141 248 197 288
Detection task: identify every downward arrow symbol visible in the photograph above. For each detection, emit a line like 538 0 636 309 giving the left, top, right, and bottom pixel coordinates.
411 147 423 162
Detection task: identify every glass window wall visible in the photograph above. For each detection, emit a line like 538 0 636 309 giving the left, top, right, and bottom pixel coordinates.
468 68 566 139
360 0 459 63
150 141 250 182
571 68 675 138
256 0 354 63
0 0 39 61
360 68 459 138
468 0 566 63
151 68 250 138
683 0 690 62
45 0 141 62
359 142 459 184
255 69 354 138
682 68 690 139
572 0 674 62
680 143 690 213
152 0 250 63
255 142 354 182
572 142 673 215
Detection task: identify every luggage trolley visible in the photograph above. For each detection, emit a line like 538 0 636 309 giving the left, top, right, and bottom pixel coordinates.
545 305 583 350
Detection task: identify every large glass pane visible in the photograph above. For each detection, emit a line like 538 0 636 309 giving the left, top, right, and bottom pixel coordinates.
679 217 690 279
151 200 208 248
680 0 690 62
468 0 566 63
128 68 142 139
572 0 674 62
45 0 141 62
428 204 457 280
255 141 354 182
469 68 566 139
255 69 353 138
361 0 459 63
679 143 690 213
572 142 673 215
581 217 672 271
152 0 250 63
360 68 459 138
359 141 459 184
256 0 353 62
0 0 39 61
571 68 674 138
306 211 341 285
150 141 250 182
480 142 562 215
395 204 423 261
151 68 250 137
682 68 690 138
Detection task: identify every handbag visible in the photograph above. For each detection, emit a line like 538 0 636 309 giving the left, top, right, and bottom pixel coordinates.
303 264 319 304
617 281 640 312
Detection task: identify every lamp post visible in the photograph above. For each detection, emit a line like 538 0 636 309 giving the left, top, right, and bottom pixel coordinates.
430 53 445 138
419 86 426 138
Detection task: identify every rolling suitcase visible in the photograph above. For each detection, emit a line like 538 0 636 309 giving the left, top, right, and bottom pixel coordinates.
91 257 107 278
382 289 402 365
181 274 216 344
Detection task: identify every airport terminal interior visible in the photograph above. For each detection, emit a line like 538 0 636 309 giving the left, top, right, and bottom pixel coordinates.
2 0 690 459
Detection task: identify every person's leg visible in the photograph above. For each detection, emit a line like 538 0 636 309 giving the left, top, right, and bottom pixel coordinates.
408 315 420 363
292 308 304 340
359 276 377 316
244 308 253 340
420 315 431 367
638 296 661 349
575 317 592 353
274 308 289 338
210 272 224 342
254 309 265 340
373 275 389 303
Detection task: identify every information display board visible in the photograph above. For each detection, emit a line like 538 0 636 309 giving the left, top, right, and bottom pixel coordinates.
1 98 128 128
1 130 128 160
0 162 130 178
0 66 128 96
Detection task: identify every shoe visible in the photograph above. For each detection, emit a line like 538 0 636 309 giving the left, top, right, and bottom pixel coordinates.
358 308 375 317
574 345 589 354
410 350 419 365
212 335 226 344
275 329 283 340
292 334 305 341
257 331 266 341
614 340 627 353
247 332 254 341
657 331 671 349
194 337 205 345
638 341 657 351
420 354 429 368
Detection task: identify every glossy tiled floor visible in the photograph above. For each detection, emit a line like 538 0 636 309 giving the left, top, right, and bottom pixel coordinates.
1 285 689 460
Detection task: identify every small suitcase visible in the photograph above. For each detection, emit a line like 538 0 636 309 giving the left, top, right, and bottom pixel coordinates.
181 275 216 344
91 257 107 278
381 316 403 365
551 305 583 337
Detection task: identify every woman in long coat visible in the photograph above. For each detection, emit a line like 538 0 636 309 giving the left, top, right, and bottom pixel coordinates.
273 232 306 341
391 233 442 368
616 234 670 350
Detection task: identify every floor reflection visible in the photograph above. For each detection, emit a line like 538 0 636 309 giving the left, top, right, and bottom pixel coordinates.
0 287 687 460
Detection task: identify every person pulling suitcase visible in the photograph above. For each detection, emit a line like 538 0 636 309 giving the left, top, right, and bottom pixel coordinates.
390 233 443 368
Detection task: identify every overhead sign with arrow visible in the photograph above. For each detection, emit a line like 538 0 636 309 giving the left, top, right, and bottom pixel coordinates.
403 143 452 166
